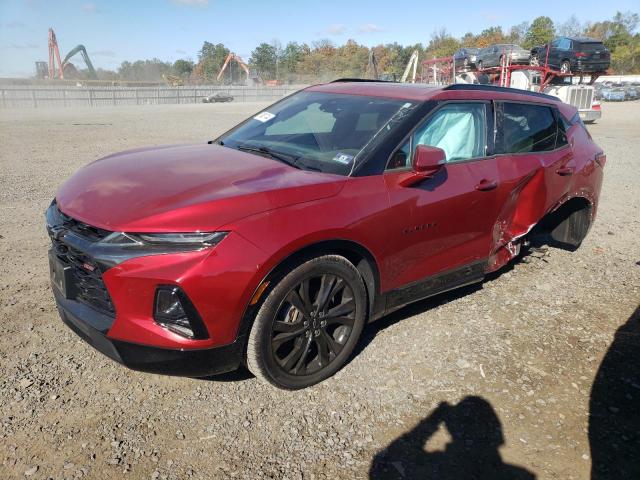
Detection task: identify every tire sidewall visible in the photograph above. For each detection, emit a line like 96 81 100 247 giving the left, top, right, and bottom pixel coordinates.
247 255 366 390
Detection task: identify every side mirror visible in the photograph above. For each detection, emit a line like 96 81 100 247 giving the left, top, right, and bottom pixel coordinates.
399 145 445 187
414 145 445 174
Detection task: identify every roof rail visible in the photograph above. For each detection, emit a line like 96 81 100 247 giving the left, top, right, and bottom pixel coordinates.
330 78 394 83
443 83 559 101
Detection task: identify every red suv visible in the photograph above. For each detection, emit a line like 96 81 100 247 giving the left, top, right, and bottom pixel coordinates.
47 81 605 389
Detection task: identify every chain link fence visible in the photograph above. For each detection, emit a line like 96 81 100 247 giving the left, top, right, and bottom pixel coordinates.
0 85 306 108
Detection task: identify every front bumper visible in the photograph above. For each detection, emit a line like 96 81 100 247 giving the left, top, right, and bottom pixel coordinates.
579 109 602 122
54 287 244 376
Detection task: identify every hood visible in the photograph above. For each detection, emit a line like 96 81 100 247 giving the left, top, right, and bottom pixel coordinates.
56 144 346 232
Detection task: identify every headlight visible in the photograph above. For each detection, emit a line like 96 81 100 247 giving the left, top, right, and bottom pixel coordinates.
99 231 228 250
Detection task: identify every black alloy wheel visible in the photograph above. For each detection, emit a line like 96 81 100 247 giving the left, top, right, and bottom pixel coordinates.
247 255 366 389
529 54 540 66
271 273 355 375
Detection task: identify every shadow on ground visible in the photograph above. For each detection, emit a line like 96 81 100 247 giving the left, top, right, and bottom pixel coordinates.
589 305 640 479
369 396 535 479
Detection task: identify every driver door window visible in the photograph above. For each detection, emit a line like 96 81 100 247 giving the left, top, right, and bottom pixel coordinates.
387 103 487 170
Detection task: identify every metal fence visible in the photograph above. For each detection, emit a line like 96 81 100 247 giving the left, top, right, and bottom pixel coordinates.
0 85 305 108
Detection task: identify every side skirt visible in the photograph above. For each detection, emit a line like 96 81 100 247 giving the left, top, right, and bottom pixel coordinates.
371 260 487 320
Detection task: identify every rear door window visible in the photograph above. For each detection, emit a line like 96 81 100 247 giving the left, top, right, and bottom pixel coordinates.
579 42 605 52
499 103 558 154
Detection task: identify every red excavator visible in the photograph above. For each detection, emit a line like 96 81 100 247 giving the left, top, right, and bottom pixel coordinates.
45 28 98 80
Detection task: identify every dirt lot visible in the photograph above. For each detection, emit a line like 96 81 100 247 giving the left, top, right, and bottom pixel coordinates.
1 101 638 480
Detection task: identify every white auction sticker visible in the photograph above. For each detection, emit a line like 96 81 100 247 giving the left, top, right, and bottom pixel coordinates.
333 153 354 165
253 111 276 122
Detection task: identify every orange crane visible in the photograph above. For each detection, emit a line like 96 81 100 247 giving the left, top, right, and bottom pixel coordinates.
48 28 64 79
216 53 250 82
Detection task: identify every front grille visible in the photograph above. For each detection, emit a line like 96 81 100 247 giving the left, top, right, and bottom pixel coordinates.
49 204 116 317
51 237 116 316
58 209 111 242
568 87 593 110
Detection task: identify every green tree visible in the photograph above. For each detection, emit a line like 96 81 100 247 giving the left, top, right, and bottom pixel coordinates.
117 58 173 81
280 42 303 78
524 16 555 48
194 42 230 82
173 59 194 77
425 29 461 58
250 43 278 79
610 34 640 73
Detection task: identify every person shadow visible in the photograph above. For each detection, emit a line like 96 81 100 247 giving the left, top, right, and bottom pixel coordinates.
589 306 640 479
369 396 535 480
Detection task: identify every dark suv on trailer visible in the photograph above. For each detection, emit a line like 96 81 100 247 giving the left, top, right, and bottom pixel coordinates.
47 81 605 389
530 37 610 73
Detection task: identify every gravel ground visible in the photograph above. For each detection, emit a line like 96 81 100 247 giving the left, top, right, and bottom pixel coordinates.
0 101 638 480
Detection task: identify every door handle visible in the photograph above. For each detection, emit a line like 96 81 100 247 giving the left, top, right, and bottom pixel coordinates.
475 179 498 191
556 166 574 176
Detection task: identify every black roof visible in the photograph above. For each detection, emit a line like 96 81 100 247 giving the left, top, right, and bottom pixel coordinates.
563 36 604 43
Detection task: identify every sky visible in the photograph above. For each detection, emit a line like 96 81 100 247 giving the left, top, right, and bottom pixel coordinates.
0 0 637 77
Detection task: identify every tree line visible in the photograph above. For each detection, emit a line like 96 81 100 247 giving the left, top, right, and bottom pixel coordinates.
93 11 639 84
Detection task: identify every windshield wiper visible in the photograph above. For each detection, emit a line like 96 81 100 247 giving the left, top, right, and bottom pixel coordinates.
236 144 301 169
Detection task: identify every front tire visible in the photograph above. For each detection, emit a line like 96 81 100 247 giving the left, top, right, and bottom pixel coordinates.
560 60 571 74
529 54 539 66
246 255 367 389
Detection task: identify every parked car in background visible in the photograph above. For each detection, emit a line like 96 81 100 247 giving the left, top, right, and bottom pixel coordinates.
600 86 626 101
623 83 638 100
530 37 610 74
453 48 480 69
202 92 234 103
47 81 605 389
476 44 530 69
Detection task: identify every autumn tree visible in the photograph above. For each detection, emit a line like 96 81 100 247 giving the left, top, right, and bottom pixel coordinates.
476 27 505 47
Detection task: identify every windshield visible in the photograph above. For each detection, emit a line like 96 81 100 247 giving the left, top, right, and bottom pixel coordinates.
217 91 416 175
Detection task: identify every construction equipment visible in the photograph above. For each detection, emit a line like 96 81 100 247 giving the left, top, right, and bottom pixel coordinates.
48 28 64 79
62 44 98 80
217 53 250 84
163 74 183 86
364 50 379 80
45 28 98 80
401 50 420 83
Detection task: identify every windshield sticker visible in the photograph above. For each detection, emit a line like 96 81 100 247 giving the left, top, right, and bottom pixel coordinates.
333 153 354 165
253 111 276 123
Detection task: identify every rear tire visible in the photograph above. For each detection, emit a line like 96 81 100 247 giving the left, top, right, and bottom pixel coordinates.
246 255 367 390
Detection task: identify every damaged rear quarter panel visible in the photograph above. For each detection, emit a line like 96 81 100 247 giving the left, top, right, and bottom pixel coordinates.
486 118 601 272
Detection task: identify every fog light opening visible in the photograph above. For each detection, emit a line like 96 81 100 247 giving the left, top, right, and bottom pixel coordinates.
154 286 209 340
